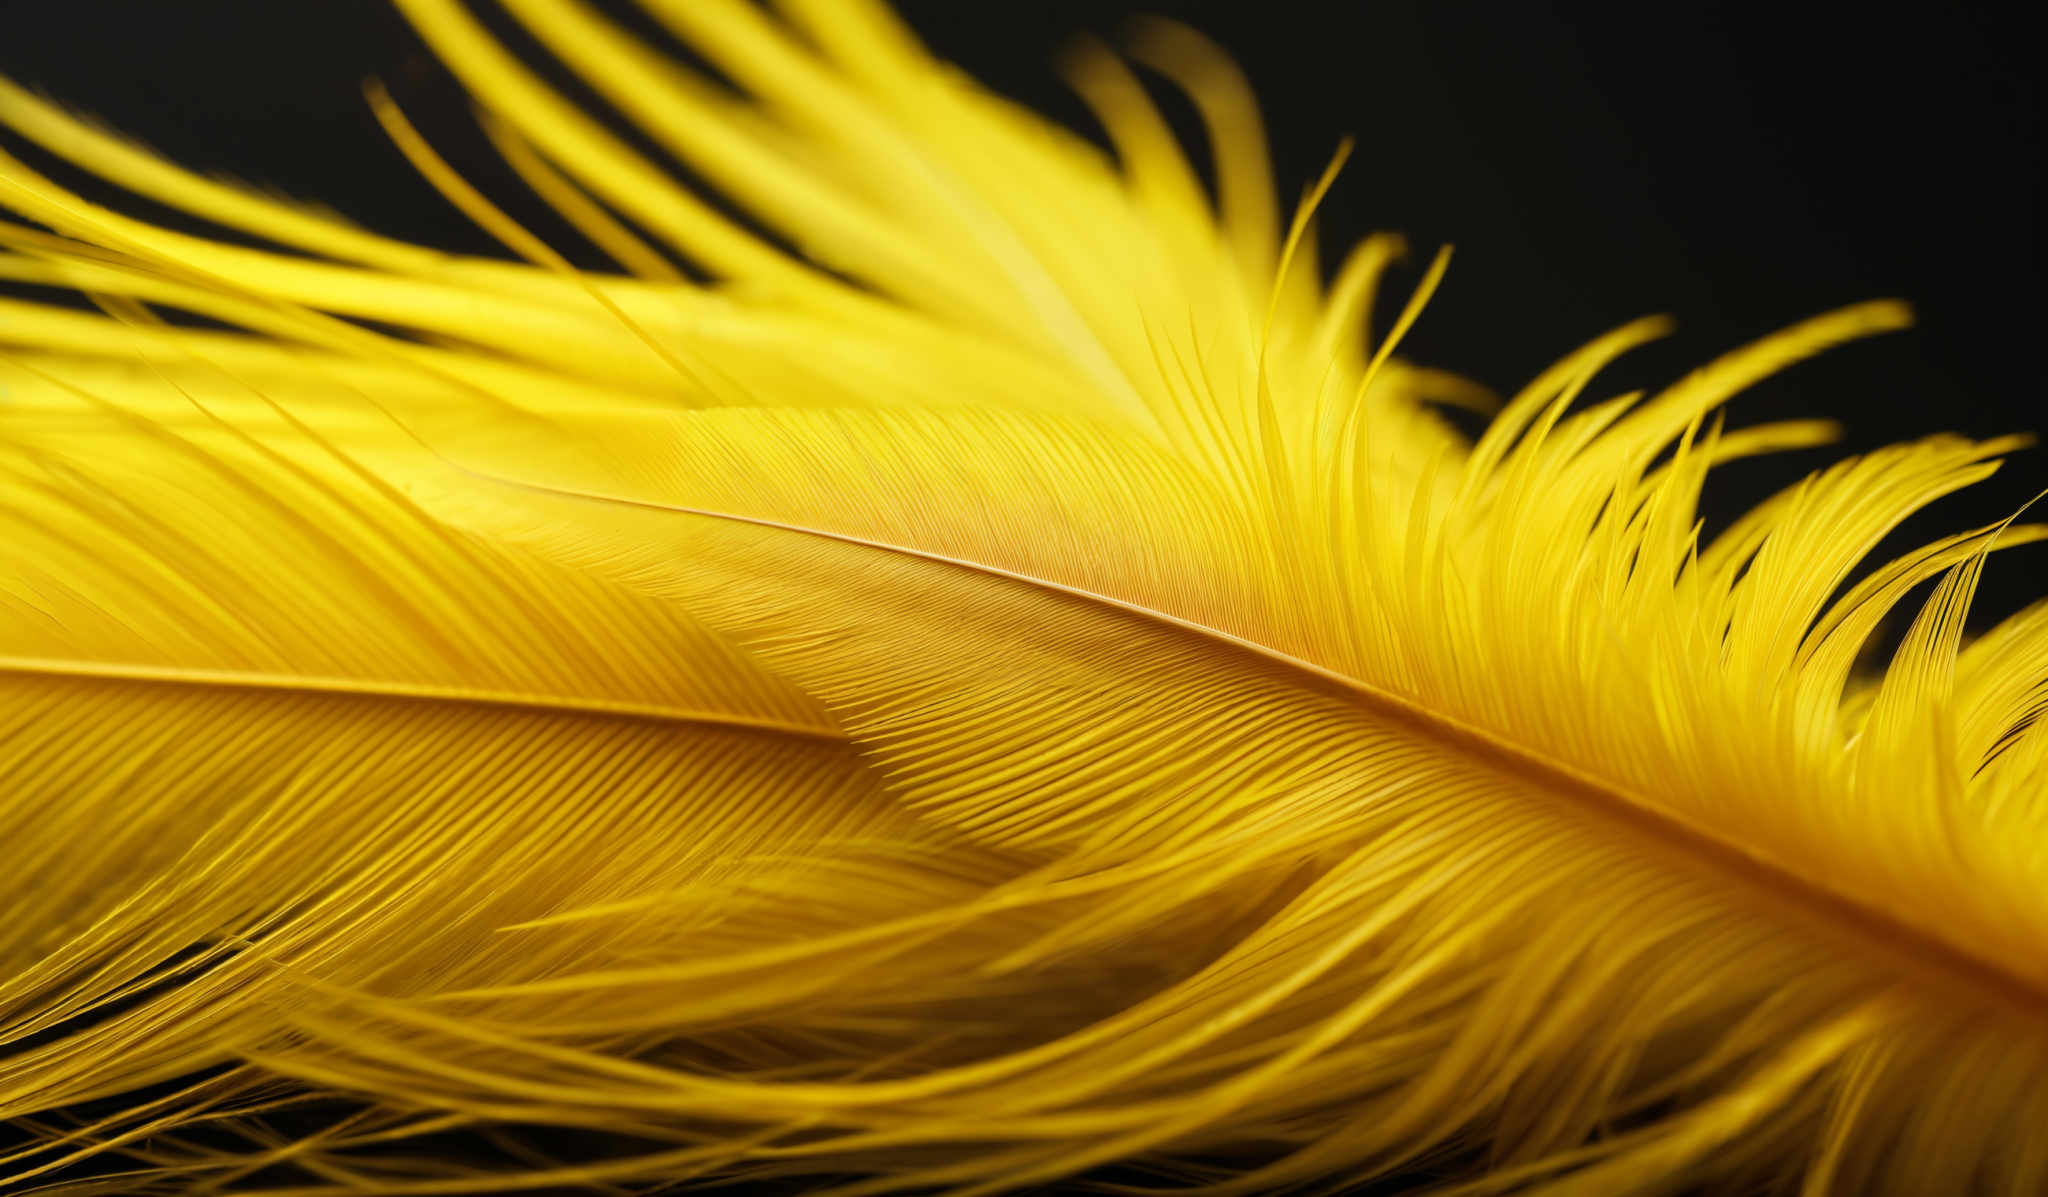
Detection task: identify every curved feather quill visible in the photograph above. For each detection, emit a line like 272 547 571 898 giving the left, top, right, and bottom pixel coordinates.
1 1 2045 1193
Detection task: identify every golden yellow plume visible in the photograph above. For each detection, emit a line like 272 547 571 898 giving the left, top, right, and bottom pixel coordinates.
1 1 2044 1193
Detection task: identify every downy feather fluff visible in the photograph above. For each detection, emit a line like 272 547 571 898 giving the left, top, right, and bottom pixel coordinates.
1 1 2045 1193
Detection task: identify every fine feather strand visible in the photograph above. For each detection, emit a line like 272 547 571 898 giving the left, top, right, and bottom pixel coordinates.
1 1 2046 1194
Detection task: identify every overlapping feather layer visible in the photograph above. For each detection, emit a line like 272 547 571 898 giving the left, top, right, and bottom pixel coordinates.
1 0 2044 1193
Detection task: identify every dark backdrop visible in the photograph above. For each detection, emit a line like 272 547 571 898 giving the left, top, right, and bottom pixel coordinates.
0 1 2039 607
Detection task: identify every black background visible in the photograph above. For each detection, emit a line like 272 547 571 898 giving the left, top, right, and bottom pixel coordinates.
0 0 2039 601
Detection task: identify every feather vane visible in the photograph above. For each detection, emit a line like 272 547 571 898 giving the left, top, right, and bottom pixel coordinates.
1 1 2046 1193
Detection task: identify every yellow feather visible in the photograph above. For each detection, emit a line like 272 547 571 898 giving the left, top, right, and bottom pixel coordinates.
0 2 2043 1194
